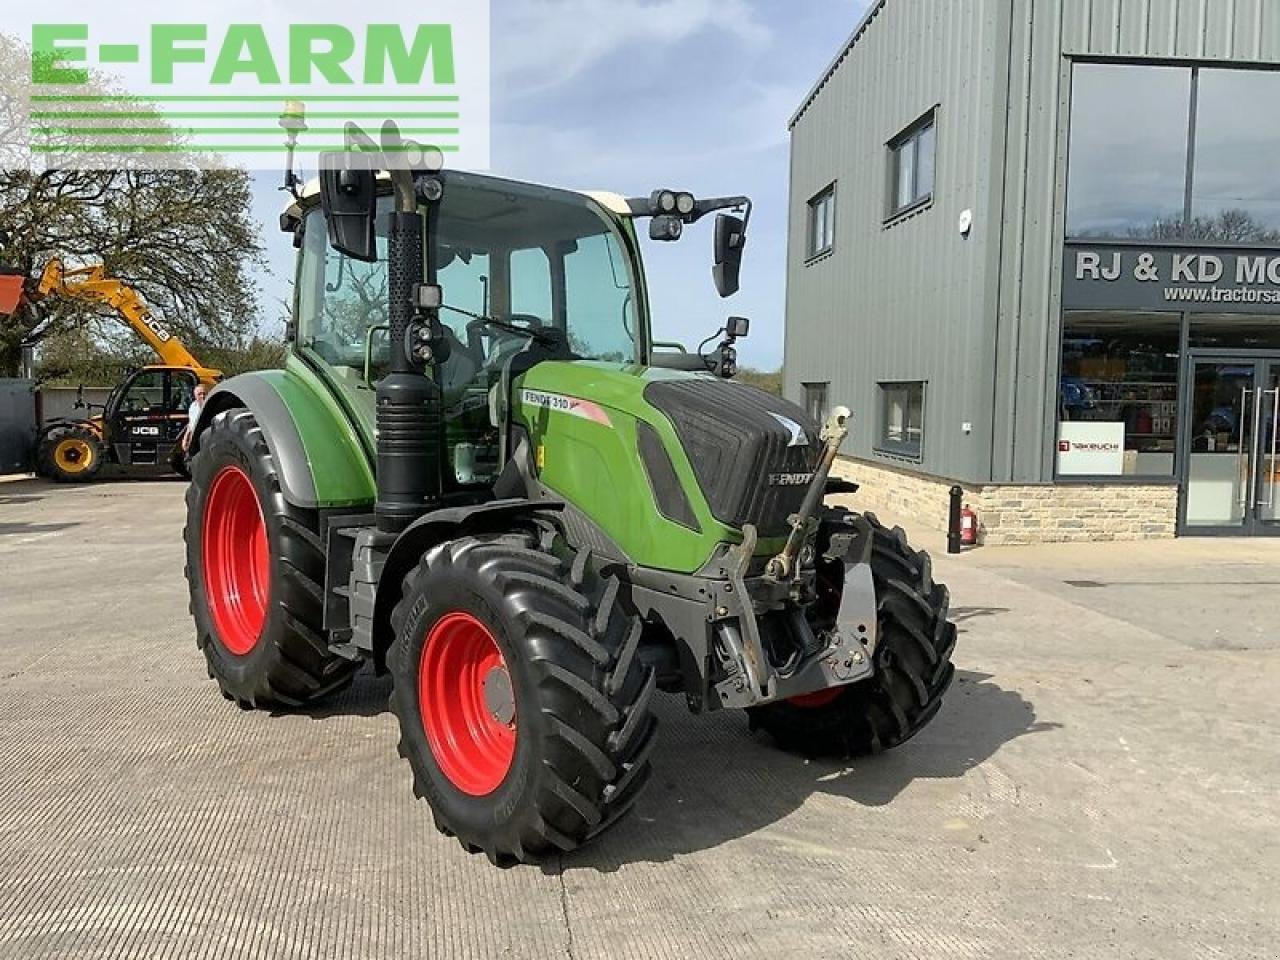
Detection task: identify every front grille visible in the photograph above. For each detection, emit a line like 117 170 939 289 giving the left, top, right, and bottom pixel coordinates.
643 378 820 538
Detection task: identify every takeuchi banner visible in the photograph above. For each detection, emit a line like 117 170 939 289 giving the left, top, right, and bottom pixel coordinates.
1063 242 1280 314
5 0 491 171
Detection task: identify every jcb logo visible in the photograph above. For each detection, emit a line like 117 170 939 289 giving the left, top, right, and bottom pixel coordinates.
142 314 172 342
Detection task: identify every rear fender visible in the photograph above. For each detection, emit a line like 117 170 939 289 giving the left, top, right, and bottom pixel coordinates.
371 499 564 665
39 418 103 442
191 369 375 509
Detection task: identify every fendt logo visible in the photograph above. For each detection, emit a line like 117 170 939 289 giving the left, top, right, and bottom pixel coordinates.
9 2 490 170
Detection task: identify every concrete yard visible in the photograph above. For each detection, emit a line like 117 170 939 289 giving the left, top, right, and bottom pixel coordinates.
1 478 1277 959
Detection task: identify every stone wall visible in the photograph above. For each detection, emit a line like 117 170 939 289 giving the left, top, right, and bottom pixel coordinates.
831 457 1179 545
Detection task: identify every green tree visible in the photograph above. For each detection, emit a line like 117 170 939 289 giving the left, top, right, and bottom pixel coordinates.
736 367 782 396
0 34 266 376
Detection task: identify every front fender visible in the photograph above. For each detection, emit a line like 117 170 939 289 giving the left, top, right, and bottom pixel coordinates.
38 417 103 442
191 368 375 509
371 499 564 662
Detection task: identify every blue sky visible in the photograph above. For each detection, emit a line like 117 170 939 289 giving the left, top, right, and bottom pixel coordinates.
249 0 869 369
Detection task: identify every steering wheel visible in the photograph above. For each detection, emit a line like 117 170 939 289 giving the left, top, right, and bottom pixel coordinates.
472 313 545 367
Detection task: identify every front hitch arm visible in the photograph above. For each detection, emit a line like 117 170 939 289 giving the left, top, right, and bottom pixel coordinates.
766 406 852 581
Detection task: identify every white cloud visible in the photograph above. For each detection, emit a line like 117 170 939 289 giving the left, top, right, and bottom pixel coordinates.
494 0 770 96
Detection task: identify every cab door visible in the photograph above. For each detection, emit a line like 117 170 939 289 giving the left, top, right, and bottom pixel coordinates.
166 370 198 446
109 369 173 466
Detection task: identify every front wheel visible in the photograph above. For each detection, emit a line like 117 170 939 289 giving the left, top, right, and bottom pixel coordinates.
184 408 358 707
37 425 104 483
747 512 957 757
388 528 656 866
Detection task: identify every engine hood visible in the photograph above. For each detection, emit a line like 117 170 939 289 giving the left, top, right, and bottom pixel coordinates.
516 361 822 541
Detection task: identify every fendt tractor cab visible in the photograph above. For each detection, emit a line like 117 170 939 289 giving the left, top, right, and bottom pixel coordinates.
184 122 957 866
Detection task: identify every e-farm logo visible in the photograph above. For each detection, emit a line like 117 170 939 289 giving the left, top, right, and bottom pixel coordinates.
14 2 490 170
31 24 457 87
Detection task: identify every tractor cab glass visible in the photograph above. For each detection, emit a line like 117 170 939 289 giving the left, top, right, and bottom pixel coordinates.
296 177 641 389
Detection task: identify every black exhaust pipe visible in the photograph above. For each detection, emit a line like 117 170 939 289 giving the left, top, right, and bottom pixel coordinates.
375 203 443 535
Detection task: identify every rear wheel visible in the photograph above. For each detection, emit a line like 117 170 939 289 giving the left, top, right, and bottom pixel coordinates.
184 408 358 707
37 425 104 483
389 528 656 866
747 511 957 757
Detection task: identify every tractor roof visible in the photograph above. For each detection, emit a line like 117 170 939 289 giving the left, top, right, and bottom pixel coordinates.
284 173 632 221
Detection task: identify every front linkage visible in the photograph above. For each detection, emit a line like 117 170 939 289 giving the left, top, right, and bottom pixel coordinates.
625 407 882 713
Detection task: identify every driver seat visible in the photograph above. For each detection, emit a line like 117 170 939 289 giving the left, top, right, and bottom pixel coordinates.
438 325 483 404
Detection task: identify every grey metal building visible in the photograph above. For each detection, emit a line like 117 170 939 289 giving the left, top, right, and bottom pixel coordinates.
784 0 1280 541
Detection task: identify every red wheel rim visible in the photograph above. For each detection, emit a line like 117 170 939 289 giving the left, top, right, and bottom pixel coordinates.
201 465 270 656
788 687 844 709
419 612 517 796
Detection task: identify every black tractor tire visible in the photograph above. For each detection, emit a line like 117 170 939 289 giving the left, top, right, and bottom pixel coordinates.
388 528 656 866
184 408 359 708
747 511 957 757
36 425 105 483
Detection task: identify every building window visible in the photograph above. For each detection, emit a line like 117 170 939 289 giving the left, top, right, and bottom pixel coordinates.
803 382 828 424
807 185 835 258
877 382 925 459
1057 311 1181 478
888 111 936 217
1190 69 1280 241
1067 63 1280 243
1066 64 1192 240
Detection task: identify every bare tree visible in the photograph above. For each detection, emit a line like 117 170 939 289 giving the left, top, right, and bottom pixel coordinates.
1127 209 1280 245
0 34 266 375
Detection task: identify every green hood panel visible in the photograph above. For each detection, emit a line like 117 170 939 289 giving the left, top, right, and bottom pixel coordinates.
514 361 750 574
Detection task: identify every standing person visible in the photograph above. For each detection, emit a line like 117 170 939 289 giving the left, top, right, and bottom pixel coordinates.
183 383 208 453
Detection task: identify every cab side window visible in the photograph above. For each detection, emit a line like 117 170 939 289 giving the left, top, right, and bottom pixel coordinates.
296 204 390 381
120 371 167 414
170 373 196 412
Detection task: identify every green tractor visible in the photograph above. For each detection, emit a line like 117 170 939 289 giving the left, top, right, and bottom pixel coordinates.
184 127 957 866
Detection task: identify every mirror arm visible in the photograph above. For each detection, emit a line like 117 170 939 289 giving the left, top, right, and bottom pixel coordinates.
693 196 752 230
342 121 416 213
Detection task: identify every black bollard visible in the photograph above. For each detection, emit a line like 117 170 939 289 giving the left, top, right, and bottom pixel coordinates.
947 485 963 555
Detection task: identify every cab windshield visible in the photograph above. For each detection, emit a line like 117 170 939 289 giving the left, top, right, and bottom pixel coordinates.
296 173 642 384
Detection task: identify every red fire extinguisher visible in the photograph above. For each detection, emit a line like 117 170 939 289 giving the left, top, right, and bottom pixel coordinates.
960 504 979 546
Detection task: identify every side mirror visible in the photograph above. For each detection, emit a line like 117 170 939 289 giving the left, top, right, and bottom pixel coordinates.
713 213 745 298
726 316 750 339
318 153 378 263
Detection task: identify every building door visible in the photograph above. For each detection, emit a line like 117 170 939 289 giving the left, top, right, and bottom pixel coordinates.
1182 358 1280 536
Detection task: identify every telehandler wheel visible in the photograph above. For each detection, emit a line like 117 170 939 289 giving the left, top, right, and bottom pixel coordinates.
388 529 656 867
37 425 104 483
747 511 957 758
184 408 358 708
